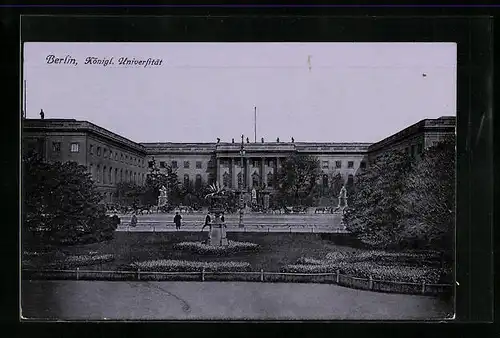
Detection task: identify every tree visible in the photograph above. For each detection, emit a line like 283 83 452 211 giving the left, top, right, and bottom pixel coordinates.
115 181 147 207
144 158 180 206
343 149 414 248
397 136 455 257
276 154 321 206
23 152 117 245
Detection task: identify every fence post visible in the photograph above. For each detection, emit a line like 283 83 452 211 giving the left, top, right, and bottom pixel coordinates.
137 268 141 281
76 267 79 280
369 275 373 290
421 281 426 295
336 269 340 284
201 268 205 282
260 269 264 282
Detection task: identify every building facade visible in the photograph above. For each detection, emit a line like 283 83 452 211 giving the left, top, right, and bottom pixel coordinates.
22 116 456 203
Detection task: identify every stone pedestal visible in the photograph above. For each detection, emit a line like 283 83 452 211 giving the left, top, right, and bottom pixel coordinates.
208 220 228 246
263 194 270 210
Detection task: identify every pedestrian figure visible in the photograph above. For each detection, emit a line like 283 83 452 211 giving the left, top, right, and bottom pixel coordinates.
202 212 211 231
130 213 137 227
40 109 45 120
221 212 226 228
174 211 182 230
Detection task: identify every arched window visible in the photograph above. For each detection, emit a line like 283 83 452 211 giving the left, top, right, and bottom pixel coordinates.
267 172 273 188
109 167 112 184
114 168 118 184
223 172 230 187
184 174 190 188
88 164 93 180
195 174 202 190
125 170 128 183
237 172 243 189
322 174 329 188
252 172 260 187
103 166 107 184
120 169 123 183
134 172 137 183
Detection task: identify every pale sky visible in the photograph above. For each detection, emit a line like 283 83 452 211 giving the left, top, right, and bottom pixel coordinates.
23 42 456 143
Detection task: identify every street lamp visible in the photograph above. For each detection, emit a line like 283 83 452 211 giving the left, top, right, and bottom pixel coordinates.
239 134 245 228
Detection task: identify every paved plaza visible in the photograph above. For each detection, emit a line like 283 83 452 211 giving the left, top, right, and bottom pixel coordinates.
115 212 347 233
21 280 453 320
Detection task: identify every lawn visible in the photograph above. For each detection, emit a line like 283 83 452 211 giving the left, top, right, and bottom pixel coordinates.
23 232 362 272
22 232 452 284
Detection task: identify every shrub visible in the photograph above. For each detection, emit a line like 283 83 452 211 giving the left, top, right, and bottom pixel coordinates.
173 241 259 255
130 259 251 272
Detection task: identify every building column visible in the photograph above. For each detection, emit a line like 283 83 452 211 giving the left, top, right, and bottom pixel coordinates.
216 157 221 185
275 157 280 187
246 158 252 189
261 157 267 187
231 158 237 189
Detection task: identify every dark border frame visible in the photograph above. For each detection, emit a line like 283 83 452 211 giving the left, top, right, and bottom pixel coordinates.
10 11 494 332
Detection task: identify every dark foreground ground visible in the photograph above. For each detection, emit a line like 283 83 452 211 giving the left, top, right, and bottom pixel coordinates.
21 280 454 320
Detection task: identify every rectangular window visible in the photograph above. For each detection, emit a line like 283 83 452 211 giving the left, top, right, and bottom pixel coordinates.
70 143 80 153
411 145 416 157
322 161 329 169
109 150 113 159
160 161 165 168
184 161 190 169
89 144 94 155
348 161 354 169
172 161 178 168
360 162 367 169
115 153 118 160
103 149 108 158
335 161 342 169
405 147 410 154
97 147 101 156
196 161 202 169
52 142 61 152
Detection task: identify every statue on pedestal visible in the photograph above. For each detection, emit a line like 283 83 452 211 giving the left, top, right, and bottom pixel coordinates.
338 185 348 209
203 182 229 247
158 185 168 207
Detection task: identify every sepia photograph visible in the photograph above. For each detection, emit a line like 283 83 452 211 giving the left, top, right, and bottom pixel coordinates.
21 42 456 321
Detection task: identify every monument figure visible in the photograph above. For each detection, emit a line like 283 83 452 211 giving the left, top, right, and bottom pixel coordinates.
158 185 168 207
338 185 348 209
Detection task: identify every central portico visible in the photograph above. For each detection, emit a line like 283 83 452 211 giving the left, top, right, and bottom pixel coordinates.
214 142 295 192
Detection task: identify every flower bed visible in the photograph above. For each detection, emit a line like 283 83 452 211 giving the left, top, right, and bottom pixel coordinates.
130 259 252 272
50 254 115 268
281 261 443 283
173 241 259 255
284 250 449 284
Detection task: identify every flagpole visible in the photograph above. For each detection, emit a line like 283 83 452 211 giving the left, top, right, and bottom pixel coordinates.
23 80 27 119
254 106 257 143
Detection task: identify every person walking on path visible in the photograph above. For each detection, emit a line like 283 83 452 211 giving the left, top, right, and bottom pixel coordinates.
130 213 138 227
202 212 211 231
174 212 182 230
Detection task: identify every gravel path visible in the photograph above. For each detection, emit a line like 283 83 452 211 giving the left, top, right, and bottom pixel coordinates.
21 280 453 320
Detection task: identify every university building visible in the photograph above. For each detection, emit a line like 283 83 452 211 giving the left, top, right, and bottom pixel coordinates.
22 116 455 203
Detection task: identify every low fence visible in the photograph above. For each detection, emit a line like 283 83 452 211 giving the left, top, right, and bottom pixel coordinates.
22 268 452 297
